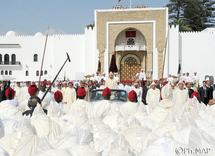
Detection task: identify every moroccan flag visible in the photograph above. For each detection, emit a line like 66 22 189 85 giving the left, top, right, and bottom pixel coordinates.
126 31 136 38
118 0 121 2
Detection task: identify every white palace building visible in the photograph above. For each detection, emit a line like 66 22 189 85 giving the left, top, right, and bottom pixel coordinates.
0 7 215 83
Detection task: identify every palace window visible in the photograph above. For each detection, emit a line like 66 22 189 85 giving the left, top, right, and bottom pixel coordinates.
11 54 16 64
4 54 9 64
26 70 29 76
36 70 39 76
5 70 8 75
34 54 38 62
1 70 3 75
0 54 2 63
9 70 12 75
44 70 47 75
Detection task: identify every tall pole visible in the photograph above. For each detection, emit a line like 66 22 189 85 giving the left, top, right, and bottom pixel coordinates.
159 27 169 101
39 26 49 88
41 52 71 102
161 27 169 80
130 0 131 8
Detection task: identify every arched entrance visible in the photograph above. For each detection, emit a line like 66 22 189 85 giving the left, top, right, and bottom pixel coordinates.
120 54 141 81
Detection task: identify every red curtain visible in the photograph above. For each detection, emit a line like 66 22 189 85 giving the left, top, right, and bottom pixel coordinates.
97 60 101 72
109 54 118 73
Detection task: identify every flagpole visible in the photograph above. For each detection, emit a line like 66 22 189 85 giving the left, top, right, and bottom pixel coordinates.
130 0 131 8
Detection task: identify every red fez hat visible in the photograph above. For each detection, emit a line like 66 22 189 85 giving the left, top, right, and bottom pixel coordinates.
47 82 51 86
17 82 20 84
41 81 46 85
77 87 86 97
54 91 63 102
5 88 15 98
178 82 184 85
93 82 96 85
128 90 137 101
28 85 37 95
191 91 198 99
122 80 125 83
68 82 72 85
162 81 169 87
103 87 111 98
58 83 61 86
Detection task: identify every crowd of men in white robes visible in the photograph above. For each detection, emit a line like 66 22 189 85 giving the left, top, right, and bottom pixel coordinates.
0 71 215 155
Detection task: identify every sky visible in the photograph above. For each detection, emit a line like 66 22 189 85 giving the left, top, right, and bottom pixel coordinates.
0 0 169 35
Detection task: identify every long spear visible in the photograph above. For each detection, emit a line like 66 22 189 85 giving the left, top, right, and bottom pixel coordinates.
160 27 169 101
161 27 169 80
39 26 49 88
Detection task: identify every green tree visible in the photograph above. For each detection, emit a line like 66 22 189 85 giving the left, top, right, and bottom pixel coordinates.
166 0 186 25
175 19 192 31
86 21 95 29
167 0 215 31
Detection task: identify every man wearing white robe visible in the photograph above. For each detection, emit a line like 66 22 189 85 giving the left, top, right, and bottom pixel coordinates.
192 72 199 87
64 82 77 106
173 81 189 113
125 81 132 93
95 72 101 82
146 82 160 106
14 82 22 103
114 73 119 82
90 74 96 81
185 72 192 83
68 87 92 118
38 82 53 109
21 81 30 102
167 74 174 83
100 73 107 81
133 83 141 102
139 69 146 81
180 73 186 82
105 72 117 89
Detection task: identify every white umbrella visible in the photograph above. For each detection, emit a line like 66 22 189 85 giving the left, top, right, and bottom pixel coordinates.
42 74 53 80
0 75 16 81
6 75 16 80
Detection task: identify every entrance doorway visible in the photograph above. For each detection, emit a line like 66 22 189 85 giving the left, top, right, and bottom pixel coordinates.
120 54 141 81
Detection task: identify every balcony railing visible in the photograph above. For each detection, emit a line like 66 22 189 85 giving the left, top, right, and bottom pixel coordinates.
0 61 21 65
115 44 147 52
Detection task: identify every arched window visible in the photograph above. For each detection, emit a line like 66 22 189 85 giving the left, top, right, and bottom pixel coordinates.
11 54 16 64
9 70 12 75
36 70 39 76
34 54 38 62
44 70 47 75
0 54 2 63
1 70 3 75
5 70 8 75
26 70 29 76
40 70 43 76
4 54 9 64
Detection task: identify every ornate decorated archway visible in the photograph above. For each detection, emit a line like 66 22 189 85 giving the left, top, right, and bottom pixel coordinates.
120 54 141 81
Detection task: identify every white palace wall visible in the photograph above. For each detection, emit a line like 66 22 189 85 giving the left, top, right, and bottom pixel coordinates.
167 26 215 83
0 28 96 81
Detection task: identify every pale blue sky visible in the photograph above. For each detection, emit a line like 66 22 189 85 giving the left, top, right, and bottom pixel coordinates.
0 0 169 35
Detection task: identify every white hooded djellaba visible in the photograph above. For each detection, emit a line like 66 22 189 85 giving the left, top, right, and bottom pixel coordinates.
0 82 215 155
